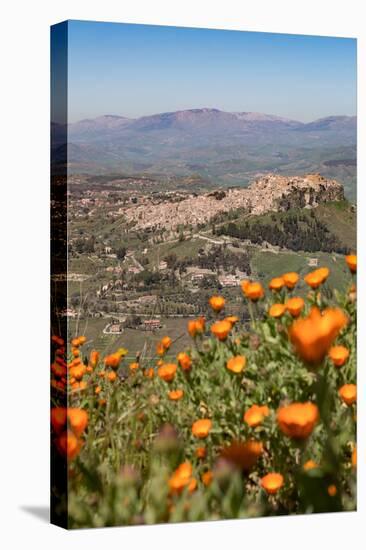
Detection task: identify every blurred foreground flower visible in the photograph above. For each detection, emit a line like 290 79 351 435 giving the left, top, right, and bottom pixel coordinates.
289 307 348 364
220 440 263 471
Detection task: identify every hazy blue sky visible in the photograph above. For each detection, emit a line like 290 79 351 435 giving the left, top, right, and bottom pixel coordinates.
65 20 356 123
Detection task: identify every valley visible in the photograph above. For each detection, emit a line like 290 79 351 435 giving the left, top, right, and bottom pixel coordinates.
65 171 356 364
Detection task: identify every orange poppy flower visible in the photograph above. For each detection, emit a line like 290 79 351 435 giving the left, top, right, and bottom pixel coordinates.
104 353 121 369
328 346 350 367
72 348 80 358
328 485 337 497
338 384 356 406
144 367 155 378
244 405 270 428
282 272 299 289
67 408 88 437
209 295 226 312
69 364 86 381
195 446 206 459
224 316 240 327
286 296 304 317
226 355 246 373
95 386 101 395
168 462 193 494
177 352 192 371
201 470 213 486
220 440 263 471
156 336 172 355
243 282 265 301
269 303 286 318
192 419 212 439
289 307 348 364
107 371 117 382
269 277 285 291
261 473 284 495
89 350 100 367
187 317 205 337
303 460 318 471
304 267 330 289
69 357 81 367
168 389 184 401
345 254 357 274
277 402 319 439
211 319 232 341
51 407 67 433
240 279 251 294
86 366 93 373
129 362 139 372
71 337 81 348
78 336 87 345
56 430 82 460
157 363 177 382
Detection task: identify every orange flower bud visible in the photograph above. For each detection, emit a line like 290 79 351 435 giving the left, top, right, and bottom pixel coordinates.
226 355 246 373
269 277 285 291
345 254 357 273
177 352 192 372
328 345 350 367
168 389 184 401
338 384 356 406
188 317 205 337
282 272 299 289
243 281 265 301
244 405 270 428
192 419 212 439
157 363 177 382
107 371 117 382
269 303 286 318
261 473 284 495
211 319 232 341
286 296 304 318
209 295 225 312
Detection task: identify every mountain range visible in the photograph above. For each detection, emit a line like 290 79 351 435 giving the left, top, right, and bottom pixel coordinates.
51 108 357 200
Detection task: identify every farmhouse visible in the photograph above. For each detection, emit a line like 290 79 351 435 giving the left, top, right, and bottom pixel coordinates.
142 319 161 331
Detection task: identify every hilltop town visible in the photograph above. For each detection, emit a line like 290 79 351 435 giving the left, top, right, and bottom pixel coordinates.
123 174 344 230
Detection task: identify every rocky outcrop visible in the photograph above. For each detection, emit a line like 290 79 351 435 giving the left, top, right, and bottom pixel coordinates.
123 173 344 230
247 173 344 214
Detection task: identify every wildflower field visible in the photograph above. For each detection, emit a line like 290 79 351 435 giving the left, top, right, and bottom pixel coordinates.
51 255 357 528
